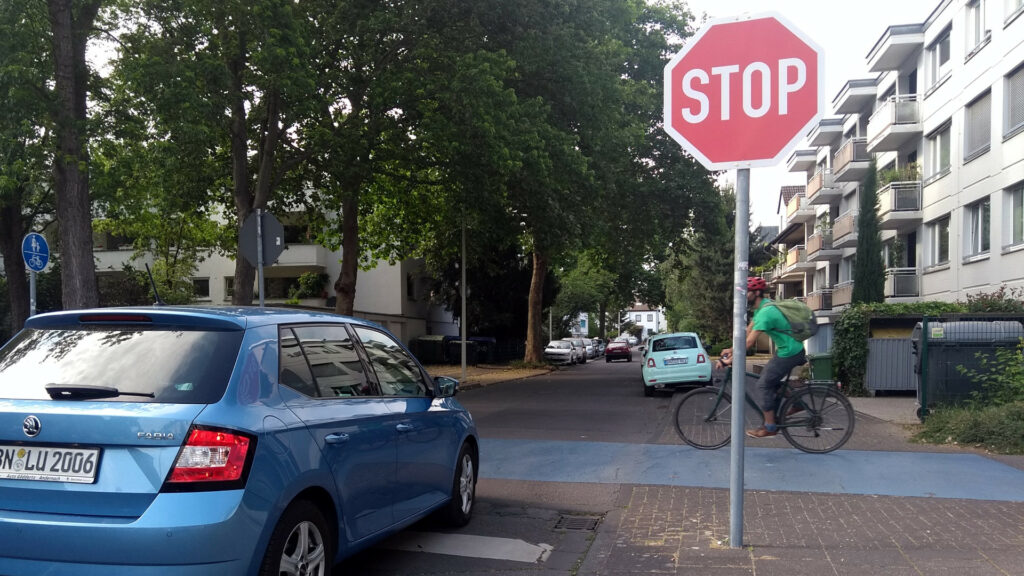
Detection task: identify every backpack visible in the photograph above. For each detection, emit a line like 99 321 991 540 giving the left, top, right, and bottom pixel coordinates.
766 299 818 341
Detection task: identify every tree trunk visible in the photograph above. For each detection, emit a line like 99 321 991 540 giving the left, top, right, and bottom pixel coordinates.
524 249 547 363
598 301 607 340
47 0 100 310
334 196 359 316
228 32 255 305
0 198 30 330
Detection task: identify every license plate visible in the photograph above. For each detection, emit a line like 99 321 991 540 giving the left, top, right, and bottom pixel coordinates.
0 445 101 484
664 357 688 366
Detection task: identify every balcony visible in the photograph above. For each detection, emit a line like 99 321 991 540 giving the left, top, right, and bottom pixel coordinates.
885 268 920 300
832 137 871 183
806 231 842 262
271 243 331 276
779 245 815 281
785 193 816 224
866 95 922 153
833 281 854 307
833 211 859 249
806 169 842 206
808 118 844 147
787 149 817 173
806 289 833 312
878 181 922 231
866 24 925 72
833 78 878 114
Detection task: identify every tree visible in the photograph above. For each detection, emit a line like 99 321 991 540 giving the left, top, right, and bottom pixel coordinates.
46 0 103 308
852 159 885 304
115 0 316 305
1 0 55 330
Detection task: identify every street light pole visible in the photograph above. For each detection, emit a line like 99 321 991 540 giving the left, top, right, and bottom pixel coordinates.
461 217 467 382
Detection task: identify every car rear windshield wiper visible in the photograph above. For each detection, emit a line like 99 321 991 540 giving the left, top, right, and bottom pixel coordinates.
45 384 155 400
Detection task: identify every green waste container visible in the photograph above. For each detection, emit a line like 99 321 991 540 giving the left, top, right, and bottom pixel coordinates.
807 352 833 382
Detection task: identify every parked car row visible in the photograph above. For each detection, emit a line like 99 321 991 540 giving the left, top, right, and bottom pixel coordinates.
542 337 610 365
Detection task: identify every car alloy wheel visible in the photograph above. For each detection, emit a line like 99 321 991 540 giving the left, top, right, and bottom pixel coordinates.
260 500 333 576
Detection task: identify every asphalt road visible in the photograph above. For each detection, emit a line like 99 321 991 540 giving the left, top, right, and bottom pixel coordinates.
336 355 1024 575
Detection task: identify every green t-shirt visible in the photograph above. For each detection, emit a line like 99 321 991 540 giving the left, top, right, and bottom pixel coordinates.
752 298 804 358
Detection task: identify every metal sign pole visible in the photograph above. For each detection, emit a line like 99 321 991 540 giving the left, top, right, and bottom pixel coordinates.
256 209 266 308
730 168 750 547
461 220 467 382
29 271 37 317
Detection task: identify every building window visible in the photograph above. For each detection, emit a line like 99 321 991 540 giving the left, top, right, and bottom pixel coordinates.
966 1 989 56
1007 184 1024 247
927 27 951 88
635 314 641 322
192 278 210 299
927 216 951 266
964 91 991 160
926 123 951 180
647 313 653 322
1008 0 1024 23
964 197 991 257
1006 64 1024 138
224 277 234 300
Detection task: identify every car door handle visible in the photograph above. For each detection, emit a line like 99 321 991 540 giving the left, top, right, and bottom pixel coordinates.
325 433 350 444
396 424 414 433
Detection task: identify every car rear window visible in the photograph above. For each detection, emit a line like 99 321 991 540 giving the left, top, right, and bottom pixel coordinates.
652 336 697 352
0 327 244 403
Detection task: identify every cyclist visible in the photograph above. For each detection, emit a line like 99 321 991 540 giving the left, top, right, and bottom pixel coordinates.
717 276 807 438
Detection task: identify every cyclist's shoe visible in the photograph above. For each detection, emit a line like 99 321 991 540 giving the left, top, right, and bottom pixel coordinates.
746 426 778 438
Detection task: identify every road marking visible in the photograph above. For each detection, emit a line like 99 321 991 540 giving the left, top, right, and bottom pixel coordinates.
382 532 553 563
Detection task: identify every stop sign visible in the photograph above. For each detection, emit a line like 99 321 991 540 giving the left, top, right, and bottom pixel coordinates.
663 14 823 170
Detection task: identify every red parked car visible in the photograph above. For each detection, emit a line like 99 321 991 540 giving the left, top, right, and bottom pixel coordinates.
604 340 632 362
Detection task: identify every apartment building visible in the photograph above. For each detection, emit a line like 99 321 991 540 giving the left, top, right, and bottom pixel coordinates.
771 0 1024 350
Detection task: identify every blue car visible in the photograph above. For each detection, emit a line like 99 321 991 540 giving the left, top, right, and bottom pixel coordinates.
0 307 479 575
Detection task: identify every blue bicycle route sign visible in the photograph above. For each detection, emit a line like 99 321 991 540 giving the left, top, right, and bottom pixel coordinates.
22 233 49 272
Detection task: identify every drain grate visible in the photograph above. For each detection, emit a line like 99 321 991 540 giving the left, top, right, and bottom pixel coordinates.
554 515 600 531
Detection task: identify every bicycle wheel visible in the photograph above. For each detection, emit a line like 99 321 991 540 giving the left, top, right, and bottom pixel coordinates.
779 386 855 454
674 387 735 450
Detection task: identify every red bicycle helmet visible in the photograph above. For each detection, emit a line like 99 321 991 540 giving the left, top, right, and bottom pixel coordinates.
747 276 768 291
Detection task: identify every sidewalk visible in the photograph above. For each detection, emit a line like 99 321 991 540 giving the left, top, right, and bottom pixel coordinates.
423 363 552 391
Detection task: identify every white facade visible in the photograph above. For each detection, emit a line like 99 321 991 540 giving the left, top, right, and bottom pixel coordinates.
773 0 1024 313
627 304 666 339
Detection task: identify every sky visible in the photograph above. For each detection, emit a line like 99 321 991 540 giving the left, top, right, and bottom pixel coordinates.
679 0 938 228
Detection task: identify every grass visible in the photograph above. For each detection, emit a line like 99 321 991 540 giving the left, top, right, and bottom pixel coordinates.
508 359 553 370
913 401 1024 454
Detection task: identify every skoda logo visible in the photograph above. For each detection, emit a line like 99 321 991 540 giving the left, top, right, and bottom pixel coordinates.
23 415 41 438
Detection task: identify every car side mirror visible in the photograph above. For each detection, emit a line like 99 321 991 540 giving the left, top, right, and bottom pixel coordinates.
433 376 458 398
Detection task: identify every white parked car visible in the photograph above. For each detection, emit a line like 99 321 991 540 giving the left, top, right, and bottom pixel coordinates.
544 340 579 365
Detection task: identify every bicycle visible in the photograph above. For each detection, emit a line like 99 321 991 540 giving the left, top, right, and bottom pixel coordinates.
673 362 855 454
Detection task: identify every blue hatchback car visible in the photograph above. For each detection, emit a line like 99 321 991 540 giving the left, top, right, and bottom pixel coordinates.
0 307 479 575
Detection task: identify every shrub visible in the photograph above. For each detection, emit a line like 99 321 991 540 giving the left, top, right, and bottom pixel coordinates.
288 272 329 300
914 402 1024 454
957 339 1024 408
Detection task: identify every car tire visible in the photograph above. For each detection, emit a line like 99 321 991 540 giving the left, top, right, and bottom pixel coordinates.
643 381 653 397
627 355 631 362
437 443 477 527
605 357 610 363
259 499 334 576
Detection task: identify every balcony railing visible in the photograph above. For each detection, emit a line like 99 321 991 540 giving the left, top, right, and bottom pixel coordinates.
807 231 833 255
833 211 858 243
885 268 920 298
806 289 833 312
878 181 922 215
786 193 806 218
786 245 807 267
867 95 921 151
806 169 837 200
833 281 854 307
833 137 869 175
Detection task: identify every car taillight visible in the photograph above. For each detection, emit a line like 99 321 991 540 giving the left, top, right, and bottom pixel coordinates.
697 354 706 364
647 358 655 368
163 427 255 492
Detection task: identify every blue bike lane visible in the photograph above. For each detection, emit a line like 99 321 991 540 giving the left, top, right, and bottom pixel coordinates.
479 438 1024 502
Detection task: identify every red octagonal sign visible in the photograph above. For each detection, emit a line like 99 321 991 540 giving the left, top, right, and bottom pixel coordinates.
664 13 823 170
